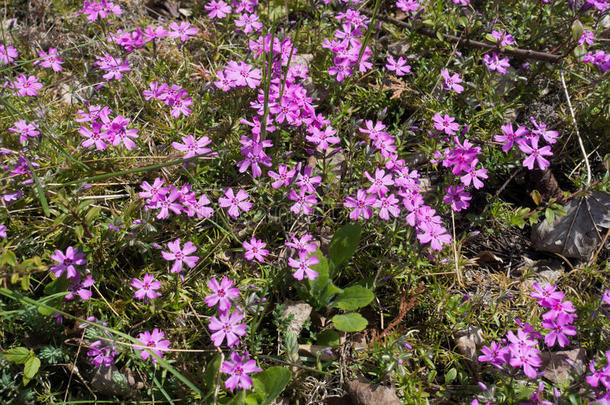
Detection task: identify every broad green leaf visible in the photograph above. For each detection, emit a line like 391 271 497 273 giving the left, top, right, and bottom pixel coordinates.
203 354 222 392
23 356 40 385
4 250 17 266
329 223 362 269
308 250 342 308
444 368 457 384
316 330 341 347
332 313 368 332
332 286 374 311
571 20 583 41
251 366 291 405
2 347 31 364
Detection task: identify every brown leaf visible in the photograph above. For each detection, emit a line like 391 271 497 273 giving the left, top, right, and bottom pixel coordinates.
345 377 401 405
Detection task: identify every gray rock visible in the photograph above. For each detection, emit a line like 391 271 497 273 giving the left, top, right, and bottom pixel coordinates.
455 326 483 363
282 300 312 335
540 348 587 384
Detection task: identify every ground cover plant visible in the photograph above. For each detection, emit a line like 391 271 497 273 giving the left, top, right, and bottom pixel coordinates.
0 0 609 403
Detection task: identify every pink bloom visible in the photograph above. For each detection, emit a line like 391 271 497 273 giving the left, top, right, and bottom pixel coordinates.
268 164 296 189
135 329 170 362
328 60 352 82
542 314 577 348
79 122 107 150
65 274 95 301
306 126 340 150
205 277 240 312
161 238 199 273
235 13 262 34
139 178 169 204
603 290 610 306
443 185 471 211
12 74 43 96
285 233 317 254
8 120 40 145
205 0 232 18
184 194 214 218
344 189 376 220
172 135 212 158
359 120 387 141
386 55 411 76
87 340 117 367
483 52 510 74
441 69 464 93
478 342 510 369
417 222 451 250
396 0 421 13
288 252 319 280
494 123 528 152
221 352 262 391
50 246 86 279
218 188 252 219
530 282 564 307
35 47 63 71
373 193 401 220
242 238 269 262
530 117 559 144
491 30 516 47
432 113 460 135
131 274 162 301
168 21 198 41
209 310 247 347
287 189 317 215
460 159 488 189
0 44 18 64
519 136 553 170
364 168 394 196
579 30 595 46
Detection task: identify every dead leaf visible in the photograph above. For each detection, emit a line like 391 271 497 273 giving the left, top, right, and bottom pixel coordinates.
345 377 401 405
531 191 610 259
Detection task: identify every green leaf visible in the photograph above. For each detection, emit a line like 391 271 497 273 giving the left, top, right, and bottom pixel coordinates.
571 20 583 41
251 367 291 405
4 250 17 266
531 190 542 206
2 347 32 364
485 33 497 43
308 250 342 308
316 330 341 347
203 354 222 392
332 286 374 311
329 223 362 268
573 44 586 58
23 356 40 386
39 276 70 315
332 313 368 332
444 368 457 384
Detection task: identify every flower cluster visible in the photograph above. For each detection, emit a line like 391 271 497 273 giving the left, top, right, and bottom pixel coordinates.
93 53 131 82
494 118 558 171
139 178 214 220
214 61 262 90
77 105 139 151
79 0 122 22
483 52 510 74
582 50 610 72
143 82 194 118
83 317 118 367
50 246 95 301
205 277 262 390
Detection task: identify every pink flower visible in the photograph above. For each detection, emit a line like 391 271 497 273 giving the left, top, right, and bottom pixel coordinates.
205 0 232 18
443 185 471 211
441 69 464 93
344 189 376 220
184 194 214 218
417 222 451 250
205 277 240 312
50 246 86 279
172 135 212 158
373 193 401 220
542 314 577 348
603 290 610 306
519 136 553 171
359 120 387 141
386 55 411 76
168 21 198 41
287 189 317 215
218 188 252 219
530 117 559 144
288 252 319 280
139 178 169 204
8 120 40 145
579 30 595 46
268 164 296 189
161 238 199 273
79 122 107 150
306 126 340 150
209 310 247 347
131 274 162 301
460 159 488 189
364 168 394 196
65 274 95 301
491 30 516 47
478 342 510 369
35 47 63 71
396 0 421 13
0 44 18 64
235 13 262 34
221 352 262 390
243 238 269 262
432 113 460 135
285 233 317 254
483 52 510 74
494 123 528 152
11 74 43 96
135 328 170 362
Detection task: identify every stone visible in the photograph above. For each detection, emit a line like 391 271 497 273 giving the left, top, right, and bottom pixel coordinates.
282 300 312 335
345 376 401 405
540 348 587 384
455 326 483 363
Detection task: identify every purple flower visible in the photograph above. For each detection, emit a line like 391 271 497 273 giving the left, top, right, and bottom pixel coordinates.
443 185 471 211
205 277 240 312
172 135 212 158
87 340 117 367
432 113 460 135
530 282 564 307
50 246 86 279
8 120 40 145
364 168 394 196
494 123 528 152
209 310 248 347
221 352 262 390
219 188 252 219
441 69 464 93
519 136 553 171
285 233 317 254
344 189 376 220
542 314 577 348
235 13 262 34
460 159 488 189
416 222 451 250
65 274 95 301
530 117 559 144
478 341 510 369
288 252 319 280
11 74 43 96
168 21 198 42
483 52 510 74
131 274 162 301
268 164 296 189
373 193 401 220
386 56 411 76
491 30 516 47
0 225 6 239
34 47 63 71
0 44 18 64
135 329 170 362
205 0 232 18
579 30 595 46
243 238 269 262
287 189 317 215
603 290 610 306
161 238 199 274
